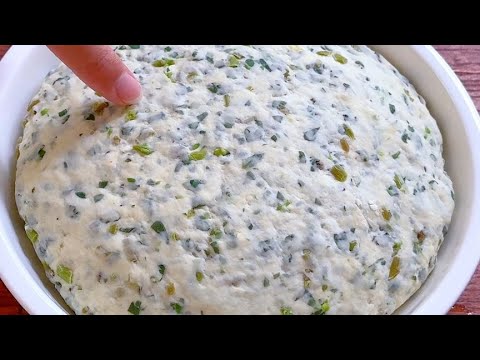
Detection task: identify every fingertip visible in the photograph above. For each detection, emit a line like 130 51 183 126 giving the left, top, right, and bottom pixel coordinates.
114 72 143 105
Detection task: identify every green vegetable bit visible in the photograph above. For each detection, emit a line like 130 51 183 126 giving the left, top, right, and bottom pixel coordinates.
133 144 154 156
381 208 392 221
27 99 40 112
191 143 201 150
224 94 231 107
152 58 175 67
343 125 355 140
75 192 86 199
127 178 136 183
57 265 73 284
38 147 46 159
280 306 293 315
388 256 400 280
85 113 95 121
99 180 108 188
196 271 204 282
316 50 332 56
263 277 270 287
394 174 404 189
125 110 137 121
40 108 49 116
276 200 292 212
93 194 104 203
189 147 207 161
228 55 241 68
393 242 402 255
170 232 180 241
330 165 348 182
333 53 348 64
392 151 401 159
190 179 202 188
128 45 141 49
213 147 230 157
170 302 183 314
210 228 222 239
245 59 255 69
151 221 166 234
349 241 357 252
159 264 166 279
108 224 118 235
312 300 330 315
26 228 38 244
58 109 68 117
128 301 142 315
259 59 272 71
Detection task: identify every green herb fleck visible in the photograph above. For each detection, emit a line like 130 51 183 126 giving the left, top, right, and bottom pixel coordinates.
57 265 73 284
259 59 272 71
38 147 46 159
228 55 241 68
170 232 180 241
276 200 292 212
344 125 355 140
128 301 142 315
40 108 49 116
389 104 396 114
75 192 86 199
245 58 255 69
191 143 201 150
133 144 154 156
128 45 141 49
393 242 402 255
190 179 202 188
127 178 136 183
207 83 220 94
392 151 401 159
210 228 222 239
317 50 332 56
213 147 230 157
333 53 348 64
280 306 293 315
224 94 231 107
153 58 175 67
126 110 137 121
330 165 348 182
402 133 410 143
93 194 104 203
151 221 166 234
26 228 38 244
312 300 330 315
382 208 392 221
99 181 108 188
263 277 270 287
388 256 400 280
196 271 204 283
189 147 207 161
108 224 118 235
349 241 357 252
170 302 183 314
394 174 404 189
159 264 166 279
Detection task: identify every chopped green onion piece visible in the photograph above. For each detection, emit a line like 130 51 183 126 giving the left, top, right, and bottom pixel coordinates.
133 144 154 156
333 53 348 64
57 265 73 284
394 174 404 189
344 125 355 140
152 58 175 67
170 302 183 314
316 50 332 56
196 271 204 282
26 228 38 244
127 178 136 183
280 306 293 315
38 147 46 159
128 301 142 315
388 256 400 280
108 224 118 235
99 181 108 188
126 110 137 121
330 165 348 182
75 192 86 199
224 94 231 107
213 147 230 157
151 221 166 233
40 108 49 116
189 147 207 161
349 241 357 252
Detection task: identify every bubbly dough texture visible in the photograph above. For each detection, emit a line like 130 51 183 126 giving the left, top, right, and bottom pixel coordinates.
15 45 454 315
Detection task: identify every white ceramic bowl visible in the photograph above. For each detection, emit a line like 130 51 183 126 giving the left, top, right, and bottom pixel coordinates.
0 45 479 315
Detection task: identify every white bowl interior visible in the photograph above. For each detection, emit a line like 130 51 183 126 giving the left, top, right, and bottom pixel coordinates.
0 45 479 315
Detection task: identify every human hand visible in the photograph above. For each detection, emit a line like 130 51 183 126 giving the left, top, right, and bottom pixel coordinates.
47 45 142 106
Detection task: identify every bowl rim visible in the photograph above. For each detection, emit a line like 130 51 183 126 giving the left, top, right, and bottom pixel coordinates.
0 45 479 315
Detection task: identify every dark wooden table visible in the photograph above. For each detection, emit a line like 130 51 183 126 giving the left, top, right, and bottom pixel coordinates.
0 45 478 315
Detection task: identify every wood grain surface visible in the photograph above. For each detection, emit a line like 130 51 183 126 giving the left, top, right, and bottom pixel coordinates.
0 45 478 315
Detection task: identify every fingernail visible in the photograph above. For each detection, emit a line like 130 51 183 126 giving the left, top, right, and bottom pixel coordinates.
114 72 142 105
